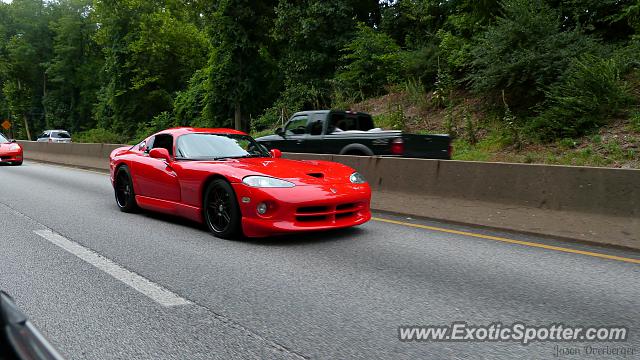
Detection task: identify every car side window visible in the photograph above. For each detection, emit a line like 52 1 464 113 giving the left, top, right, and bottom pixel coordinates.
144 137 155 154
285 116 309 135
308 120 324 136
151 134 174 156
138 140 146 151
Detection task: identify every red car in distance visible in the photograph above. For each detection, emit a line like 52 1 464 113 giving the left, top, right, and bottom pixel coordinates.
109 128 371 239
0 133 23 166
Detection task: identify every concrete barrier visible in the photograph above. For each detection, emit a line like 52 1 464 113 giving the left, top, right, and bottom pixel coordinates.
284 153 639 249
18 141 124 171
17 142 639 249
285 154 638 217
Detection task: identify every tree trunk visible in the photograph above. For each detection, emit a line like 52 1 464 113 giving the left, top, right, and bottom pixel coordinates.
234 103 242 131
23 114 31 141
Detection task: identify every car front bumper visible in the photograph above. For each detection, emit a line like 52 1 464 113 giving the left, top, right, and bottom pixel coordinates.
232 182 372 237
0 149 23 163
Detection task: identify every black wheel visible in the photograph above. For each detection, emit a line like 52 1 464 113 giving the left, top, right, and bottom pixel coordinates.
115 166 138 213
204 179 242 239
12 161 22 166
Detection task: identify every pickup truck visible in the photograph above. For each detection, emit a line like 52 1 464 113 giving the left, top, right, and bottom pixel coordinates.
255 110 451 159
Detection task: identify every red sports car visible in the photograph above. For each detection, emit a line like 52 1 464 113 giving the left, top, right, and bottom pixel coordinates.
0 133 23 166
109 128 371 238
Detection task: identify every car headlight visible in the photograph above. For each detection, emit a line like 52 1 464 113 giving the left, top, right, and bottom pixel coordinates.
242 176 295 188
9 144 21 151
350 172 366 184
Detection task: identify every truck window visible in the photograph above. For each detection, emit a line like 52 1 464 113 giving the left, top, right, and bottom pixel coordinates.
285 115 309 135
329 113 374 132
308 120 324 135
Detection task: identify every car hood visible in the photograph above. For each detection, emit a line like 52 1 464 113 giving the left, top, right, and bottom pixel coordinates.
184 157 357 185
0 143 20 153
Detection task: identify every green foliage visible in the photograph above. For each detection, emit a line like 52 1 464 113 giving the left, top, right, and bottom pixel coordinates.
333 23 402 101
173 69 208 127
93 0 209 136
530 55 632 139
629 110 640 132
134 111 178 141
203 0 277 131
0 0 637 150
45 0 102 133
273 0 378 109
470 0 598 109
374 105 406 130
73 128 125 144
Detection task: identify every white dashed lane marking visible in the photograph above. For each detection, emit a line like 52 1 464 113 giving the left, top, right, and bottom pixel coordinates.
34 229 191 307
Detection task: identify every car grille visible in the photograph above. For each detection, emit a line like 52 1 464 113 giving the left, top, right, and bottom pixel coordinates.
295 202 364 223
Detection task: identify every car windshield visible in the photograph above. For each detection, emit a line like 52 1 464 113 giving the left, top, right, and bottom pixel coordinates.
0 133 8 143
176 133 270 160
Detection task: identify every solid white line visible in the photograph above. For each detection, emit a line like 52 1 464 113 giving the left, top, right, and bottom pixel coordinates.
34 229 191 307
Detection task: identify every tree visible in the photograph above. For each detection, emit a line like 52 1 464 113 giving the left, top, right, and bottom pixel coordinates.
469 0 597 110
334 23 402 100
203 0 277 131
272 0 381 111
45 0 102 132
94 0 208 136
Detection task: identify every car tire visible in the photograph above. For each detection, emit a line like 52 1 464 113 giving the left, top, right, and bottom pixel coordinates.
203 179 242 239
12 161 22 166
114 165 139 213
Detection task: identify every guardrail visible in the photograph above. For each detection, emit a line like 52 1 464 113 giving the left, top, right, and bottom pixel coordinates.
17 141 640 249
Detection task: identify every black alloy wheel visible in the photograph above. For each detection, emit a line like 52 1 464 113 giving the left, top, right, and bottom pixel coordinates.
115 166 138 213
204 179 242 239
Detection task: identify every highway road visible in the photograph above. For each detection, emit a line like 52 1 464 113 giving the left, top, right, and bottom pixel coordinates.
1 161 639 359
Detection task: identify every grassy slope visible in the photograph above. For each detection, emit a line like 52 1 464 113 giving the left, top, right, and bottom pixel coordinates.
349 85 640 169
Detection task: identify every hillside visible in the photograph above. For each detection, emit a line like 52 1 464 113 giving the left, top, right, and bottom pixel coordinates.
350 84 640 169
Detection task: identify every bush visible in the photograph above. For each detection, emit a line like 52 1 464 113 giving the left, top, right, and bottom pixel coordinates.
73 128 126 144
333 23 403 101
134 111 179 142
469 0 597 109
529 55 632 139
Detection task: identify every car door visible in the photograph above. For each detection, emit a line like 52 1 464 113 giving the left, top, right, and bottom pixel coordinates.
36 132 49 142
304 113 326 153
132 133 181 202
277 115 310 152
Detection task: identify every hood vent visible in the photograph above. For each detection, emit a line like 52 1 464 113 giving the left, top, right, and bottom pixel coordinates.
307 173 324 179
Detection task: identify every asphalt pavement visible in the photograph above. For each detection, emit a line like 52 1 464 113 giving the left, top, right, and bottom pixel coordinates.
0 161 638 359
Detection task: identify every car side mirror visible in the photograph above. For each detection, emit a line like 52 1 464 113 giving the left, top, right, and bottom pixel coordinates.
149 148 171 162
275 127 285 137
9 139 16 143
270 149 282 158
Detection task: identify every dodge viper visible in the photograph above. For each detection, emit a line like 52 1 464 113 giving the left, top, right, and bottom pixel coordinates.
109 128 371 238
0 133 23 166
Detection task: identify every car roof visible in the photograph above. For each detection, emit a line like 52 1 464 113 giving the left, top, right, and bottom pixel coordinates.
153 127 248 137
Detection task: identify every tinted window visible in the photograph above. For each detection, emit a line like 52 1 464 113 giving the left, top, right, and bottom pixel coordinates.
308 120 324 135
329 113 374 132
151 134 174 156
52 132 71 139
176 133 269 160
285 116 309 135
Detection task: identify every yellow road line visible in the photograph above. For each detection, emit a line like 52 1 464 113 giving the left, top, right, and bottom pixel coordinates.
372 217 640 265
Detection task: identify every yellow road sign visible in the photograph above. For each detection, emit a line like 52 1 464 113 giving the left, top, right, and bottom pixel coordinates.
1 120 10 130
